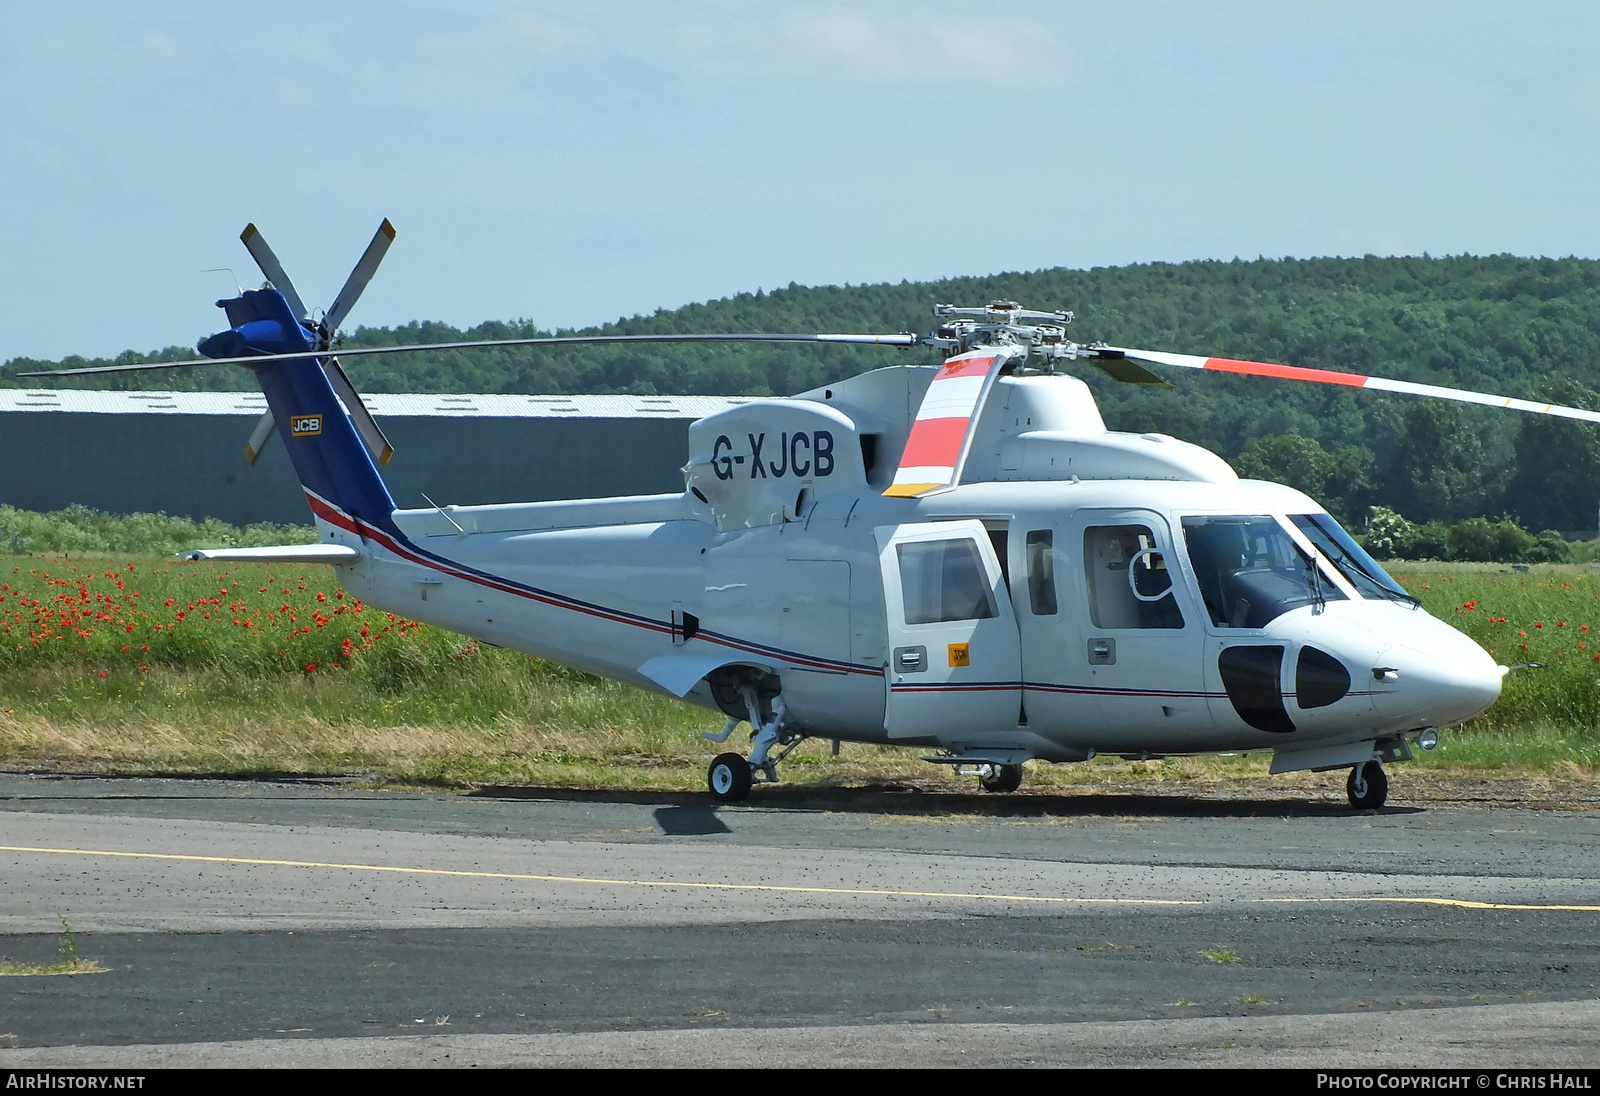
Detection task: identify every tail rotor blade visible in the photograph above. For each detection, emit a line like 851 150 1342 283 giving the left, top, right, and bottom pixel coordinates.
322 356 395 465
244 411 277 466
323 219 396 335
239 224 310 322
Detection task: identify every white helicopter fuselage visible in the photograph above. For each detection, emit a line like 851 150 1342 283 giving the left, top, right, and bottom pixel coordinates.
306 366 1502 778
57 234 1545 806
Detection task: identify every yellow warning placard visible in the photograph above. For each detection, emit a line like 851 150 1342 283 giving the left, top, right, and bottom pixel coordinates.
947 642 970 668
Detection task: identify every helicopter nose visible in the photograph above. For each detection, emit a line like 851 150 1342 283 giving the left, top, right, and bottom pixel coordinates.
1371 623 1503 728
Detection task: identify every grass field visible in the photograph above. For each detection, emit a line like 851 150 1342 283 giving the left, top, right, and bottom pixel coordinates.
0 552 1597 791
1387 563 1600 769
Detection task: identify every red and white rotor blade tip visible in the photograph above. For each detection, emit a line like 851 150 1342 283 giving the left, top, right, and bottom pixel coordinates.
323 219 396 335
883 349 1011 498
239 223 310 322
1097 346 1600 426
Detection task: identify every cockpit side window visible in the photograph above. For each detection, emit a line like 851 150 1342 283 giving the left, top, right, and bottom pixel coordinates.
1290 514 1417 605
1181 516 1344 628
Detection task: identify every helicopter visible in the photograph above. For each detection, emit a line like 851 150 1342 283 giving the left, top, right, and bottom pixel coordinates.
35 222 1600 809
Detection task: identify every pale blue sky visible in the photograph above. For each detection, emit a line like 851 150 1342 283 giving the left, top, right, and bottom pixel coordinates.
3 1 1598 362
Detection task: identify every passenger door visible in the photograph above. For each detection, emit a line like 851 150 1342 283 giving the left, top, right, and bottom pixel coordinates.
876 520 1022 740
1068 509 1209 738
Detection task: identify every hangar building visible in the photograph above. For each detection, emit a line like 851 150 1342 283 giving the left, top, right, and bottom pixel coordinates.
0 389 749 526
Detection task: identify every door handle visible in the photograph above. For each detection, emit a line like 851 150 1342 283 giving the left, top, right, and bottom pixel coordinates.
893 645 927 673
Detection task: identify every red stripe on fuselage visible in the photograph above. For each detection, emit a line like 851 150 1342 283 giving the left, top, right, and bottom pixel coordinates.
306 494 671 634
305 492 881 678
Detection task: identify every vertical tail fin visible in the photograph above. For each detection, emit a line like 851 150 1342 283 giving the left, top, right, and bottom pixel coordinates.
199 287 398 533
255 358 398 532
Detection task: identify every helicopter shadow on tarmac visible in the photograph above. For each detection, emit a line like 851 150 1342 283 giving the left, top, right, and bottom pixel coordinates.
471 781 1424 827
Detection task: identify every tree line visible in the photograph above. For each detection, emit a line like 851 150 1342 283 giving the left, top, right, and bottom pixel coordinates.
8 253 1600 533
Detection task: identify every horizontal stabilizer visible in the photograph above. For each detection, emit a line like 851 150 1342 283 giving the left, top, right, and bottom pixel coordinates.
177 544 362 564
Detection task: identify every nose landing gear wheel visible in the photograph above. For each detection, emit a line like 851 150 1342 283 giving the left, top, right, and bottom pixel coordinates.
979 763 1024 793
708 752 753 803
1346 760 1388 810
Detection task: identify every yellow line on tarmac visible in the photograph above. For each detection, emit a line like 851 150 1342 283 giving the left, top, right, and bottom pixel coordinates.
0 844 1199 906
6 844 1597 912
1263 896 1600 913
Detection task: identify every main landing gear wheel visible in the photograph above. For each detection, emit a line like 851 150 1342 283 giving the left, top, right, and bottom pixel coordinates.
1346 760 1388 810
980 763 1024 794
708 752 753 803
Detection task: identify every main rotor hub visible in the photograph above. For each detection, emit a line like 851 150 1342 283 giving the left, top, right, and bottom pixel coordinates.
926 300 1082 369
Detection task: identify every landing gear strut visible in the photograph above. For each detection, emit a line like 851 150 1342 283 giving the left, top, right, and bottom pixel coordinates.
704 685 798 804
1346 760 1388 810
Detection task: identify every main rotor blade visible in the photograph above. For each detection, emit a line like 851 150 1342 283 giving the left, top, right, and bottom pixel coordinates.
1088 346 1600 426
18 331 923 377
322 357 395 466
243 411 277 466
884 348 1012 498
323 219 396 335
239 224 310 321
1085 356 1170 386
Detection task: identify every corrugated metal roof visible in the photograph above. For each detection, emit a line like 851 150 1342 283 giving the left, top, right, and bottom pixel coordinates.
0 390 753 418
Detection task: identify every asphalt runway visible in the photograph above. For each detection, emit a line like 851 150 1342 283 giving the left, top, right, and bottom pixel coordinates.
1 773 1598 1068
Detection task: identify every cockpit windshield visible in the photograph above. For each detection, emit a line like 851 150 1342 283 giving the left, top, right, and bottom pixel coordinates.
1289 513 1418 606
1181 515 1345 628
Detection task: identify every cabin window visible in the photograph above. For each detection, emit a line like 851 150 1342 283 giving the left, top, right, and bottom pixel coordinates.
1181 515 1345 628
1083 525 1184 629
896 538 996 624
1026 529 1057 615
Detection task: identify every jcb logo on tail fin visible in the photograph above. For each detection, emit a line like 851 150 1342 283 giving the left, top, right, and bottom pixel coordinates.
290 415 323 437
